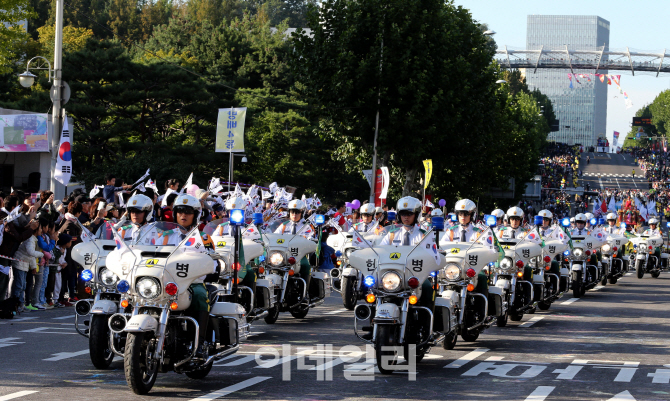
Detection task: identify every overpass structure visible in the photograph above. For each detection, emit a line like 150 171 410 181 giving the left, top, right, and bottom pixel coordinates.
495 46 670 76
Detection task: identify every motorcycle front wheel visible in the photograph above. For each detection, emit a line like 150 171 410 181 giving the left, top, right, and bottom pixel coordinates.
290 302 310 319
89 315 115 369
537 301 551 311
341 276 358 310
375 325 397 375
636 260 645 278
124 332 159 395
264 304 280 324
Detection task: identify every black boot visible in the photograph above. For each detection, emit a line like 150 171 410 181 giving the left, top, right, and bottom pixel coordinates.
196 311 209 358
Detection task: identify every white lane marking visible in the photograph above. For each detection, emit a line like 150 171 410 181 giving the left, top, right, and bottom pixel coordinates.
592 285 605 291
561 298 580 305
519 316 545 328
606 390 636 400
19 327 77 335
524 386 555 401
485 356 550 364
324 309 348 315
188 376 272 401
607 153 611 159
625 272 633 276
52 315 75 320
444 348 489 369
0 391 39 401
214 355 257 367
43 349 89 361
255 354 301 369
615 178 621 189
0 338 25 348
0 317 38 324
248 332 264 337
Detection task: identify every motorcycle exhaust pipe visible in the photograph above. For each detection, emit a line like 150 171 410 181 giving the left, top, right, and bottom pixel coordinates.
108 313 127 333
74 300 92 316
355 304 372 321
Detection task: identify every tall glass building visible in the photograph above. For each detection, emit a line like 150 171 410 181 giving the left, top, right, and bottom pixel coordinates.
526 15 610 147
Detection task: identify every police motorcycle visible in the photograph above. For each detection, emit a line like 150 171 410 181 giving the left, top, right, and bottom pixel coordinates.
437 215 502 345
71 221 127 369
533 216 570 311
602 216 629 285
494 215 543 324
568 214 607 297
349 211 451 374
328 204 383 309
628 222 664 279
105 221 248 394
203 213 274 324
260 210 332 320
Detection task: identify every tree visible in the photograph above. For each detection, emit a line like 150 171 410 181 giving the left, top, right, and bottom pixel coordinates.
0 0 36 73
37 24 94 55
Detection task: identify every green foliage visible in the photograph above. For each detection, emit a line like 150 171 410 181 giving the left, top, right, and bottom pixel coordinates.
0 0 36 73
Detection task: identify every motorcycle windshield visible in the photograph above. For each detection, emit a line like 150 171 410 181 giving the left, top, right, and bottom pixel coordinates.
267 218 289 233
203 218 230 237
95 221 117 240
134 222 190 247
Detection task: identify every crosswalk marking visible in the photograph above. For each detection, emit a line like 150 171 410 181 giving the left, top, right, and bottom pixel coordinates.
0 391 39 401
214 355 257 367
43 349 89 361
0 317 38 325
0 337 25 348
444 348 489 369
524 386 555 401
19 327 77 335
324 309 348 315
188 376 272 401
561 298 580 305
52 315 75 320
519 316 545 328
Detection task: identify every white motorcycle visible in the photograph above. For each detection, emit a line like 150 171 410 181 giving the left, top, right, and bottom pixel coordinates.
349 228 448 373
106 222 249 394
602 231 629 284
569 232 606 297
260 218 331 319
71 221 129 369
535 227 571 310
203 218 277 323
629 232 663 279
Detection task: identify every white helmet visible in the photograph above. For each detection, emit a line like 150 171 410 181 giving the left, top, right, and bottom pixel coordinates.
574 213 587 222
173 194 202 226
396 196 422 214
606 212 617 221
570 217 575 223
538 209 553 219
506 206 524 219
455 199 477 214
360 203 376 215
491 209 505 219
226 196 247 211
585 212 594 222
649 218 659 225
430 209 443 217
375 207 384 214
127 194 154 223
288 199 306 215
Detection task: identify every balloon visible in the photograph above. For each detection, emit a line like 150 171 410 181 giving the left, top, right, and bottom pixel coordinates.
438 199 446 207
186 184 200 197
351 199 361 209
345 202 353 208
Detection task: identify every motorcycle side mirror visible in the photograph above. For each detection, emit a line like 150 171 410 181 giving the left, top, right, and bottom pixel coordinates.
431 216 444 230
387 211 396 222
484 214 497 227
533 215 543 226
253 212 264 226
561 218 570 227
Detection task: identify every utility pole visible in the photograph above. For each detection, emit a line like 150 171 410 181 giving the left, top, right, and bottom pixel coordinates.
50 0 64 194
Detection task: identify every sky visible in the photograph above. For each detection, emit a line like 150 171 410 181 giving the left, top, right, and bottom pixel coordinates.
455 0 670 145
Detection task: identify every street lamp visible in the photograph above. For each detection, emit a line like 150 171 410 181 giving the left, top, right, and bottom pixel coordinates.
228 153 248 191
496 79 507 84
18 56 55 88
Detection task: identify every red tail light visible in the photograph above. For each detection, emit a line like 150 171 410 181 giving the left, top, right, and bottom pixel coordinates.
408 277 420 288
515 260 524 268
585 250 591 256
543 256 551 263
165 282 178 296
466 268 476 278
288 257 297 265
649 246 653 250
613 246 618 251
233 262 241 271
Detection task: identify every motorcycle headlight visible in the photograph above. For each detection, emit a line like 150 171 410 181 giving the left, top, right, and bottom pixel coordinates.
573 248 584 257
269 251 284 266
601 244 611 253
98 267 119 287
444 263 461 280
136 277 161 299
500 257 512 269
218 259 228 272
381 271 402 292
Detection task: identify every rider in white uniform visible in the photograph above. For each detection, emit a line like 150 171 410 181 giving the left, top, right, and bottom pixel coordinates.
538 209 554 237
350 203 376 233
116 194 153 242
446 199 481 242
379 197 428 246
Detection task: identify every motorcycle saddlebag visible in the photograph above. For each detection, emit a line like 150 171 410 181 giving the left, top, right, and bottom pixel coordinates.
218 317 239 346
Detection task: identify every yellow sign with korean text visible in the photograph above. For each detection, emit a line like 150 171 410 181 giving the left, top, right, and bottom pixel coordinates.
423 159 432 189
216 107 247 152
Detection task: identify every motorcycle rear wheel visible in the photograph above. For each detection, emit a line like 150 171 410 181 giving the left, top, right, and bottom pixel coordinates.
375 325 397 375
89 315 115 369
461 329 479 342
124 332 159 395
264 304 280 324
290 302 310 319
341 276 358 310
609 276 618 285
651 271 661 278
442 332 457 350
496 310 508 327
509 311 523 321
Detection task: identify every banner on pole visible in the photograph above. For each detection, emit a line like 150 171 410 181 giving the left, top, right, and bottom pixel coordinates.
423 159 432 189
362 169 373 188
54 111 72 186
216 107 247 152
380 167 389 200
